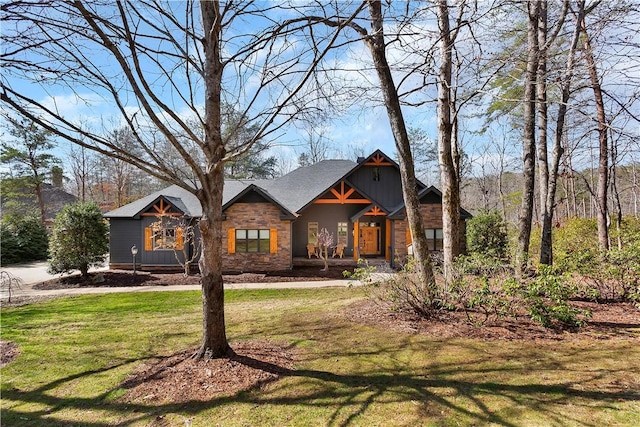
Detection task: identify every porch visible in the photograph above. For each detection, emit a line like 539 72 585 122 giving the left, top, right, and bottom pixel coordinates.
292 256 390 269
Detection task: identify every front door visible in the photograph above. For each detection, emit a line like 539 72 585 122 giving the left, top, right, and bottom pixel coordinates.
359 225 381 255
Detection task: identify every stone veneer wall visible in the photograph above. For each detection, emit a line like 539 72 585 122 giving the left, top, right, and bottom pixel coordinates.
222 203 291 272
392 203 466 261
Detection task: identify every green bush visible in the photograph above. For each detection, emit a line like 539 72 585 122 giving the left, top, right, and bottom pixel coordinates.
48 202 108 278
466 210 509 260
0 214 48 264
555 217 640 303
516 265 591 328
553 218 598 269
357 258 440 317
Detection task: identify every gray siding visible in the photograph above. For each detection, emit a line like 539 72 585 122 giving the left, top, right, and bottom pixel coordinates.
109 218 142 264
293 204 364 258
140 216 184 266
348 165 404 210
109 217 198 267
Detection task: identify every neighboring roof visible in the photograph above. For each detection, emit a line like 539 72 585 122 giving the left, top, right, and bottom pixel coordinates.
0 183 77 221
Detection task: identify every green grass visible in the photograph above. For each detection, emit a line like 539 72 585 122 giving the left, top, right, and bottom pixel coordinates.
1 288 639 426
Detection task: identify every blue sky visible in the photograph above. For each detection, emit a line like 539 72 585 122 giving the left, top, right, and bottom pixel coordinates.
2 1 638 182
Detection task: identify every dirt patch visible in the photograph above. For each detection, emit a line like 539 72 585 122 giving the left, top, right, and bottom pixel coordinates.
120 340 295 405
0 340 19 367
345 299 640 341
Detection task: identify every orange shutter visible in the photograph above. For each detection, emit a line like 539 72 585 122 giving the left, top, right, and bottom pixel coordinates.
175 227 184 250
227 228 235 254
405 227 412 245
144 227 153 251
270 228 277 254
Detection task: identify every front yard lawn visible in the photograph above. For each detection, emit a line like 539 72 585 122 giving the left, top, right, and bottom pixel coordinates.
1 288 638 426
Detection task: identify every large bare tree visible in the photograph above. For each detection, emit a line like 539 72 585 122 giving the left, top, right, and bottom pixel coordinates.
1 0 354 358
363 0 436 290
283 1 437 290
435 0 464 281
578 1 610 251
515 0 541 274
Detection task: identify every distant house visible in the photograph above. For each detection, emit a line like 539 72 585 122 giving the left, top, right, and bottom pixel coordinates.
104 150 472 272
0 182 77 229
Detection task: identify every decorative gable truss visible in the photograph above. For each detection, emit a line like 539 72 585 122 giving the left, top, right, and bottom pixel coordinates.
364 205 386 217
364 152 394 166
141 197 187 251
314 181 371 204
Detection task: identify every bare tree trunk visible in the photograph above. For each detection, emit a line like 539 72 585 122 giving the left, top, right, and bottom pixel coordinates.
197 191 230 358
516 0 540 274
580 6 609 250
364 0 435 290
194 0 231 358
34 178 47 226
436 0 461 281
540 0 580 265
633 162 638 216
537 0 551 264
536 1 553 264
610 129 623 249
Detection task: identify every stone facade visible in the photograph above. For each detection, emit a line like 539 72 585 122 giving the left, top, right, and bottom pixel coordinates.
222 203 292 272
392 203 463 261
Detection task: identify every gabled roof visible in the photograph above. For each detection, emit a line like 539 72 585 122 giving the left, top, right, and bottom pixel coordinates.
351 149 428 190
222 184 297 219
388 186 473 220
262 159 356 212
104 150 471 220
104 185 202 218
350 203 391 223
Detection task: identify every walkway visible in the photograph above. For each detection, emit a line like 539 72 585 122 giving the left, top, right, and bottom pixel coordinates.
1 261 367 301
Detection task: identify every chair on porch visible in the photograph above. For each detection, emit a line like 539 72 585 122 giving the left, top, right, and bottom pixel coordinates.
307 243 319 259
332 243 346 259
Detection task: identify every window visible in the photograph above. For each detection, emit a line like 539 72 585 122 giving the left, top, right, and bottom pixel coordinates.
373 167 380 181
308 222 318 245
235 229 270 253
425 228 443 251
337 222 348 246
145 225 183 251
154 227 176 250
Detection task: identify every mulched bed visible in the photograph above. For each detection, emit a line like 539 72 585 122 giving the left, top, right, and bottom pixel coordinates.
120 340 295 405
345 299 640 341
31 266 352 291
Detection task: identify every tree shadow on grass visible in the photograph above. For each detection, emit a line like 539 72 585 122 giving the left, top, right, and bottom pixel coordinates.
231 353 638 427
3 343 638 427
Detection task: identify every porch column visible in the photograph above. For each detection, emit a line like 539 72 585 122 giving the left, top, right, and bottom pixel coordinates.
353 220 359 261
385 219 392 261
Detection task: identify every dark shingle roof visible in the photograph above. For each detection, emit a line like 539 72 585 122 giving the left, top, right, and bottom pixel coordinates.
263 159 356 212
104 159 357 219
104 185 202 218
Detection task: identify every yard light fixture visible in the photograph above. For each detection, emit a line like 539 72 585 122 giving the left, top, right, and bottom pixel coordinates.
131 245 138 275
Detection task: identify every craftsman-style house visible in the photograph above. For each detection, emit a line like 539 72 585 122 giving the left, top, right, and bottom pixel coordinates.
104 150 471 272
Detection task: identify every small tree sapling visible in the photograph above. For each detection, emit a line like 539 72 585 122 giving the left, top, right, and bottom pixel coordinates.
317 227 334 271
150 215 201 277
